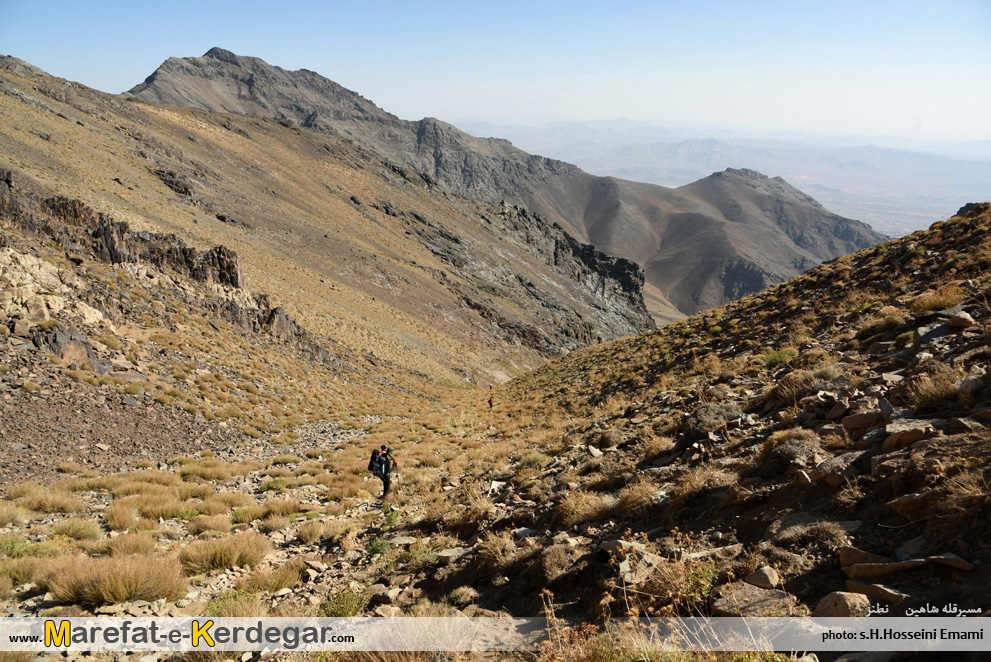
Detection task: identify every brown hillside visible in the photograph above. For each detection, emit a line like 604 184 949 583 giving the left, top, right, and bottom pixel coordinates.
0 57 653 392
128 48 887 324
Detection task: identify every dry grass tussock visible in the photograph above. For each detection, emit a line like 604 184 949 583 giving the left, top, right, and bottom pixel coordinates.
36 556 187 606
178 532 273 574
108 533 157 556
236 559 306 593
51 518 102 541
6 485 84 513
187 515 232 535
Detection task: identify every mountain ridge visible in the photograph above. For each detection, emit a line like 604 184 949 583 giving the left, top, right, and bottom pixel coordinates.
127 48 886 323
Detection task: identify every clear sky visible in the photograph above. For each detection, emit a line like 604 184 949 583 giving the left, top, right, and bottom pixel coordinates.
2 0 989 142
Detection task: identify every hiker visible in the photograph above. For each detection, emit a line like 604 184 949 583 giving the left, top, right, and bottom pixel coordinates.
488 396 493 409
368 444 397 499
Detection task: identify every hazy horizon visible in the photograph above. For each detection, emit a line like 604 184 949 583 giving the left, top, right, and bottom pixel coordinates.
2 0 990 144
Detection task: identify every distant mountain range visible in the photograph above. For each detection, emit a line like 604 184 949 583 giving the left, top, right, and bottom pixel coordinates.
128 48 885 323
455 120 991 236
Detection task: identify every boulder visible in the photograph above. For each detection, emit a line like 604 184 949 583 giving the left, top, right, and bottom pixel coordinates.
949 311 976 328
882 420 936 449
744 566 779 589
844 580 909 604
887 492 936 522
842 559 927 579
810 451 865 487
838 546 893 567
813 591 871 617
841 410 883 430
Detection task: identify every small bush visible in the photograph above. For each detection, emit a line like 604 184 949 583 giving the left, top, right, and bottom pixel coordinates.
366 536 390 556
262 499 302 518
764 349 797 368
908 285 964 313
318 587 368 617
258 515 288 534
448 586 478 606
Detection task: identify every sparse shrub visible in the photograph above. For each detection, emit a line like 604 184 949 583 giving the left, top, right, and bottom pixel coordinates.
478 531 518 576
261 499 302 517
318 587 368 617
9 485 84 514
812 364 841 381
448 586 478 606
258 479 286 493
231 506 266 525
683 402 741 439
764 348 797 368
908 372 960 414
270 454 300 466
366 536 389 556
178 533 273 574
769 370 818 405
401 539 437 572
908 285 964 312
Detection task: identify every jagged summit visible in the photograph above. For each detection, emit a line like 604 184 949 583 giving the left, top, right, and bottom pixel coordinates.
128 49 886 323
129 47 397 129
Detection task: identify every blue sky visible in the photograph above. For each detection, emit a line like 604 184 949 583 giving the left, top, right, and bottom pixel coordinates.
2 0 989 142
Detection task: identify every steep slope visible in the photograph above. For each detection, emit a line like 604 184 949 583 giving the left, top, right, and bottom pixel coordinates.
337 203 988 622
128 48 887 323
0 57 653 392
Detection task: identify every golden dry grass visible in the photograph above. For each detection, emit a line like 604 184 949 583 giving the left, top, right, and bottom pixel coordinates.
37 556 187 606
178 533 273 574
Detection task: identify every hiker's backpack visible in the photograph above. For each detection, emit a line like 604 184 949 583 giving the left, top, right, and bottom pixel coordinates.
371 450 391 478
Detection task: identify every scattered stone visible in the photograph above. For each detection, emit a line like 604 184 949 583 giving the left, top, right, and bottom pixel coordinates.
844 580 910 604
882 419 936 449
813 591 871 617
810 451 865 487
838 546 893 567
887 492 935 522
927 553 974 571
373 605 403 617
711 582 798 616
744 565 779 589
436 548 469 565
842 411 882 430
949 311 976 328
842 559 928 579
